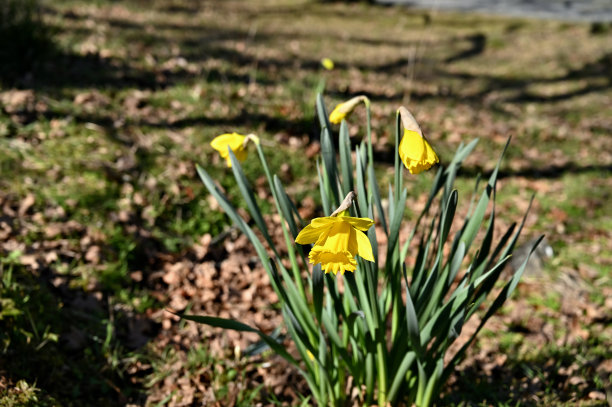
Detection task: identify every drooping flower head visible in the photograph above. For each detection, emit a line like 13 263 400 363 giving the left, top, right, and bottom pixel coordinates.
321 57 335 71
329 95 369 124
210 132 259 168
295 192 374 275
397 106 439 174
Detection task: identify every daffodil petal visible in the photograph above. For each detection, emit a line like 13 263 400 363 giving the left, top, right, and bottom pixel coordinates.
234 147 248 162
295 223 324 244
344 217 375 231
320 222 351 253
310 216 337 228
399 130 426 161
348 227 358 256
329 106 347 124
399 129 439 174
210 133 246 152
310 248 357 275
424 141 439 164
355 230 374 262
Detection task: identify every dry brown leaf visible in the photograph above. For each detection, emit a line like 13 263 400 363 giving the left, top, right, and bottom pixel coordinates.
18 194 35 217
85 245 101 264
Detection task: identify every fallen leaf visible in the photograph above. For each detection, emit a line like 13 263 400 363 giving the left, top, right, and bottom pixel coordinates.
18 194 35 217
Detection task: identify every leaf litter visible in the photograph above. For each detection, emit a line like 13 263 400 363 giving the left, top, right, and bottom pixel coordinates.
1 0 611 405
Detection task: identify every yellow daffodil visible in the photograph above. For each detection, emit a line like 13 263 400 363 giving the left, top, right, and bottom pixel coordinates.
295 209 374 275
321 57 335 71
329 95 368 124
210 132 259 168
397 106 439 174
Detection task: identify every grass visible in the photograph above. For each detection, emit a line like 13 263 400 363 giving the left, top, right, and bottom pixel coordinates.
1 0 611 405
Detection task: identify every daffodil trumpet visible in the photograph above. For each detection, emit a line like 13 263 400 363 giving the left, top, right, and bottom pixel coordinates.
329 95 370 124
397 106 439 174
295 191 374 275
210 132 260 168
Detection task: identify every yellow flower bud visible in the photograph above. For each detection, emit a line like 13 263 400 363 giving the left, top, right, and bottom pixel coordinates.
328 95 368 124
397 107 439 174
321 57 334 71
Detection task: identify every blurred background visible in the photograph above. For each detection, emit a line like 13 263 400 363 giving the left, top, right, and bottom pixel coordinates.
1 0 610 405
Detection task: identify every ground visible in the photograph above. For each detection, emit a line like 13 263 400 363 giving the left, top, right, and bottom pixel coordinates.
0 0 611 405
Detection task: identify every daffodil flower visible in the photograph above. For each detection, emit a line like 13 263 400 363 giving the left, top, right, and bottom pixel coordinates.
397 106 439 174
321 57 335 71
329 95 369 124
295 194 374 275
210 132 259 168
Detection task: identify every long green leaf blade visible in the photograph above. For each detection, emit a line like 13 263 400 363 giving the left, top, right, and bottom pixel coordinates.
174 312 298 366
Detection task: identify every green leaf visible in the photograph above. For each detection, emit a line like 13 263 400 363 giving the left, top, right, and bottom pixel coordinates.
439 190 458 249
400 166 445 263
228 149 275 249
387 351 416 403
339 120 353 195
364 340 375 402
387 188 407 258
347 310 365 327
416 360 427 406
394 111 403 201
281 307 323 404
447 241 466 286
345 270 376 334
316 93 332 134
317 159 331 216
320 126 339 207
312 263 324 322
409 231 432 297
422 359 443 407
470 198 496 282
442 235 545 382
485 222 517 273
460 183 493 252
320 311 356 376
403 265 420 350
196 164 247 236
197 164 284 297
368 164 387 234
355 143 368 217
417 297 453 348
274 259 318 338
317 329 329 404
460 137 510 251
447 138 479 168
367 211 379 265
494 194 535 265
273 175 299 238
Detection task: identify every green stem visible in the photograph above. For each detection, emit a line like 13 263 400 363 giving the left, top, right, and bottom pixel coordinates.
255 144 306 300
365 98 374 168
394 110 403 202
376 337 388 406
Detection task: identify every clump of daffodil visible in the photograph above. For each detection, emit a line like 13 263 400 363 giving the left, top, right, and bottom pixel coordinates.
329 95 369 124
210 132 259 168
321 57 335 71
398 106 439 174
295 192 374 275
